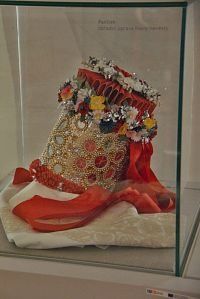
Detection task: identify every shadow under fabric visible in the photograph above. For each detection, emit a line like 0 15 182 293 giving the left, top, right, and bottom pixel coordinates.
11 57 175 233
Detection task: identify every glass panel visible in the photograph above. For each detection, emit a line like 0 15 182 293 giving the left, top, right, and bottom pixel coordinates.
179 3 200 275
0 2 189 276
0 5 22 185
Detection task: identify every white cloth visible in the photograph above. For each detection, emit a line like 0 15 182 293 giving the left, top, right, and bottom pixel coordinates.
0 181 175 249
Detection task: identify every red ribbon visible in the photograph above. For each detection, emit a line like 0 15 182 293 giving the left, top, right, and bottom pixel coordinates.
126 141 175 210
12 143 175 232
12 185 162 232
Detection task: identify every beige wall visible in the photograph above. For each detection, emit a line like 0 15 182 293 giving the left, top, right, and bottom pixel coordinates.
0 7 21 180
1 3 199 186
188 0 200 184
2 5 183 185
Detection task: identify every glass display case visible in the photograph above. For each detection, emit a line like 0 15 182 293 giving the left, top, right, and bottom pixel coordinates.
0 0 199 277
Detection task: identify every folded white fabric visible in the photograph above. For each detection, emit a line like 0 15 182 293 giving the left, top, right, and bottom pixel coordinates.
0 181 175 249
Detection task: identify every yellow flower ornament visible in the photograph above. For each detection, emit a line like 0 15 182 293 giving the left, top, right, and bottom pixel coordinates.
118 123 128 135
90 96 105 110
143 117 157 130
60 86 73 101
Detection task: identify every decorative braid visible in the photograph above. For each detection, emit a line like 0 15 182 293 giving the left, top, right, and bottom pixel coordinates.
77 68 156 116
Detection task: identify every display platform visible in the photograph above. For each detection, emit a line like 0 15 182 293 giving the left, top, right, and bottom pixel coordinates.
1 179 199 275
0 218 175 274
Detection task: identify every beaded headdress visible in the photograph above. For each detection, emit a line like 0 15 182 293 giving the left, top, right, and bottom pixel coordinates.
30 57 159 193
12 57 175 233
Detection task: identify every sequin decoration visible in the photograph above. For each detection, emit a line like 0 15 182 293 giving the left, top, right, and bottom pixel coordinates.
84 139 96 152
75 157 87 169
41 112 128 190
95 155 107 168
115 150 125 162
54 135 65 145
57 119 69 130
87 173 97 184
104 167 115 179
53 164 63 174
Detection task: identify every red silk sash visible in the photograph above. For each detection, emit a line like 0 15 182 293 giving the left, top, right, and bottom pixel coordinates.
126 141 175 209
12 185 162 232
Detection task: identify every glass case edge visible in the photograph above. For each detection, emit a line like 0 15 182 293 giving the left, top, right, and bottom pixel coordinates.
175 6 187 277
180 210 200 276
0 0 188 275
0 1 188 8
0 251 174 276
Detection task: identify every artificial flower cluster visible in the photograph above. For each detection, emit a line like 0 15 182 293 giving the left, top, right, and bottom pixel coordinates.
82 56 160 102
58 78 157 143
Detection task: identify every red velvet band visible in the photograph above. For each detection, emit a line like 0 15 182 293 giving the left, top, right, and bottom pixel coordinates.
29 159 85 194
78 68 156 115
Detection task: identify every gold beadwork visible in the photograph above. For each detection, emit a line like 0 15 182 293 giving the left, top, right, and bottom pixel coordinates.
41 112 129 190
